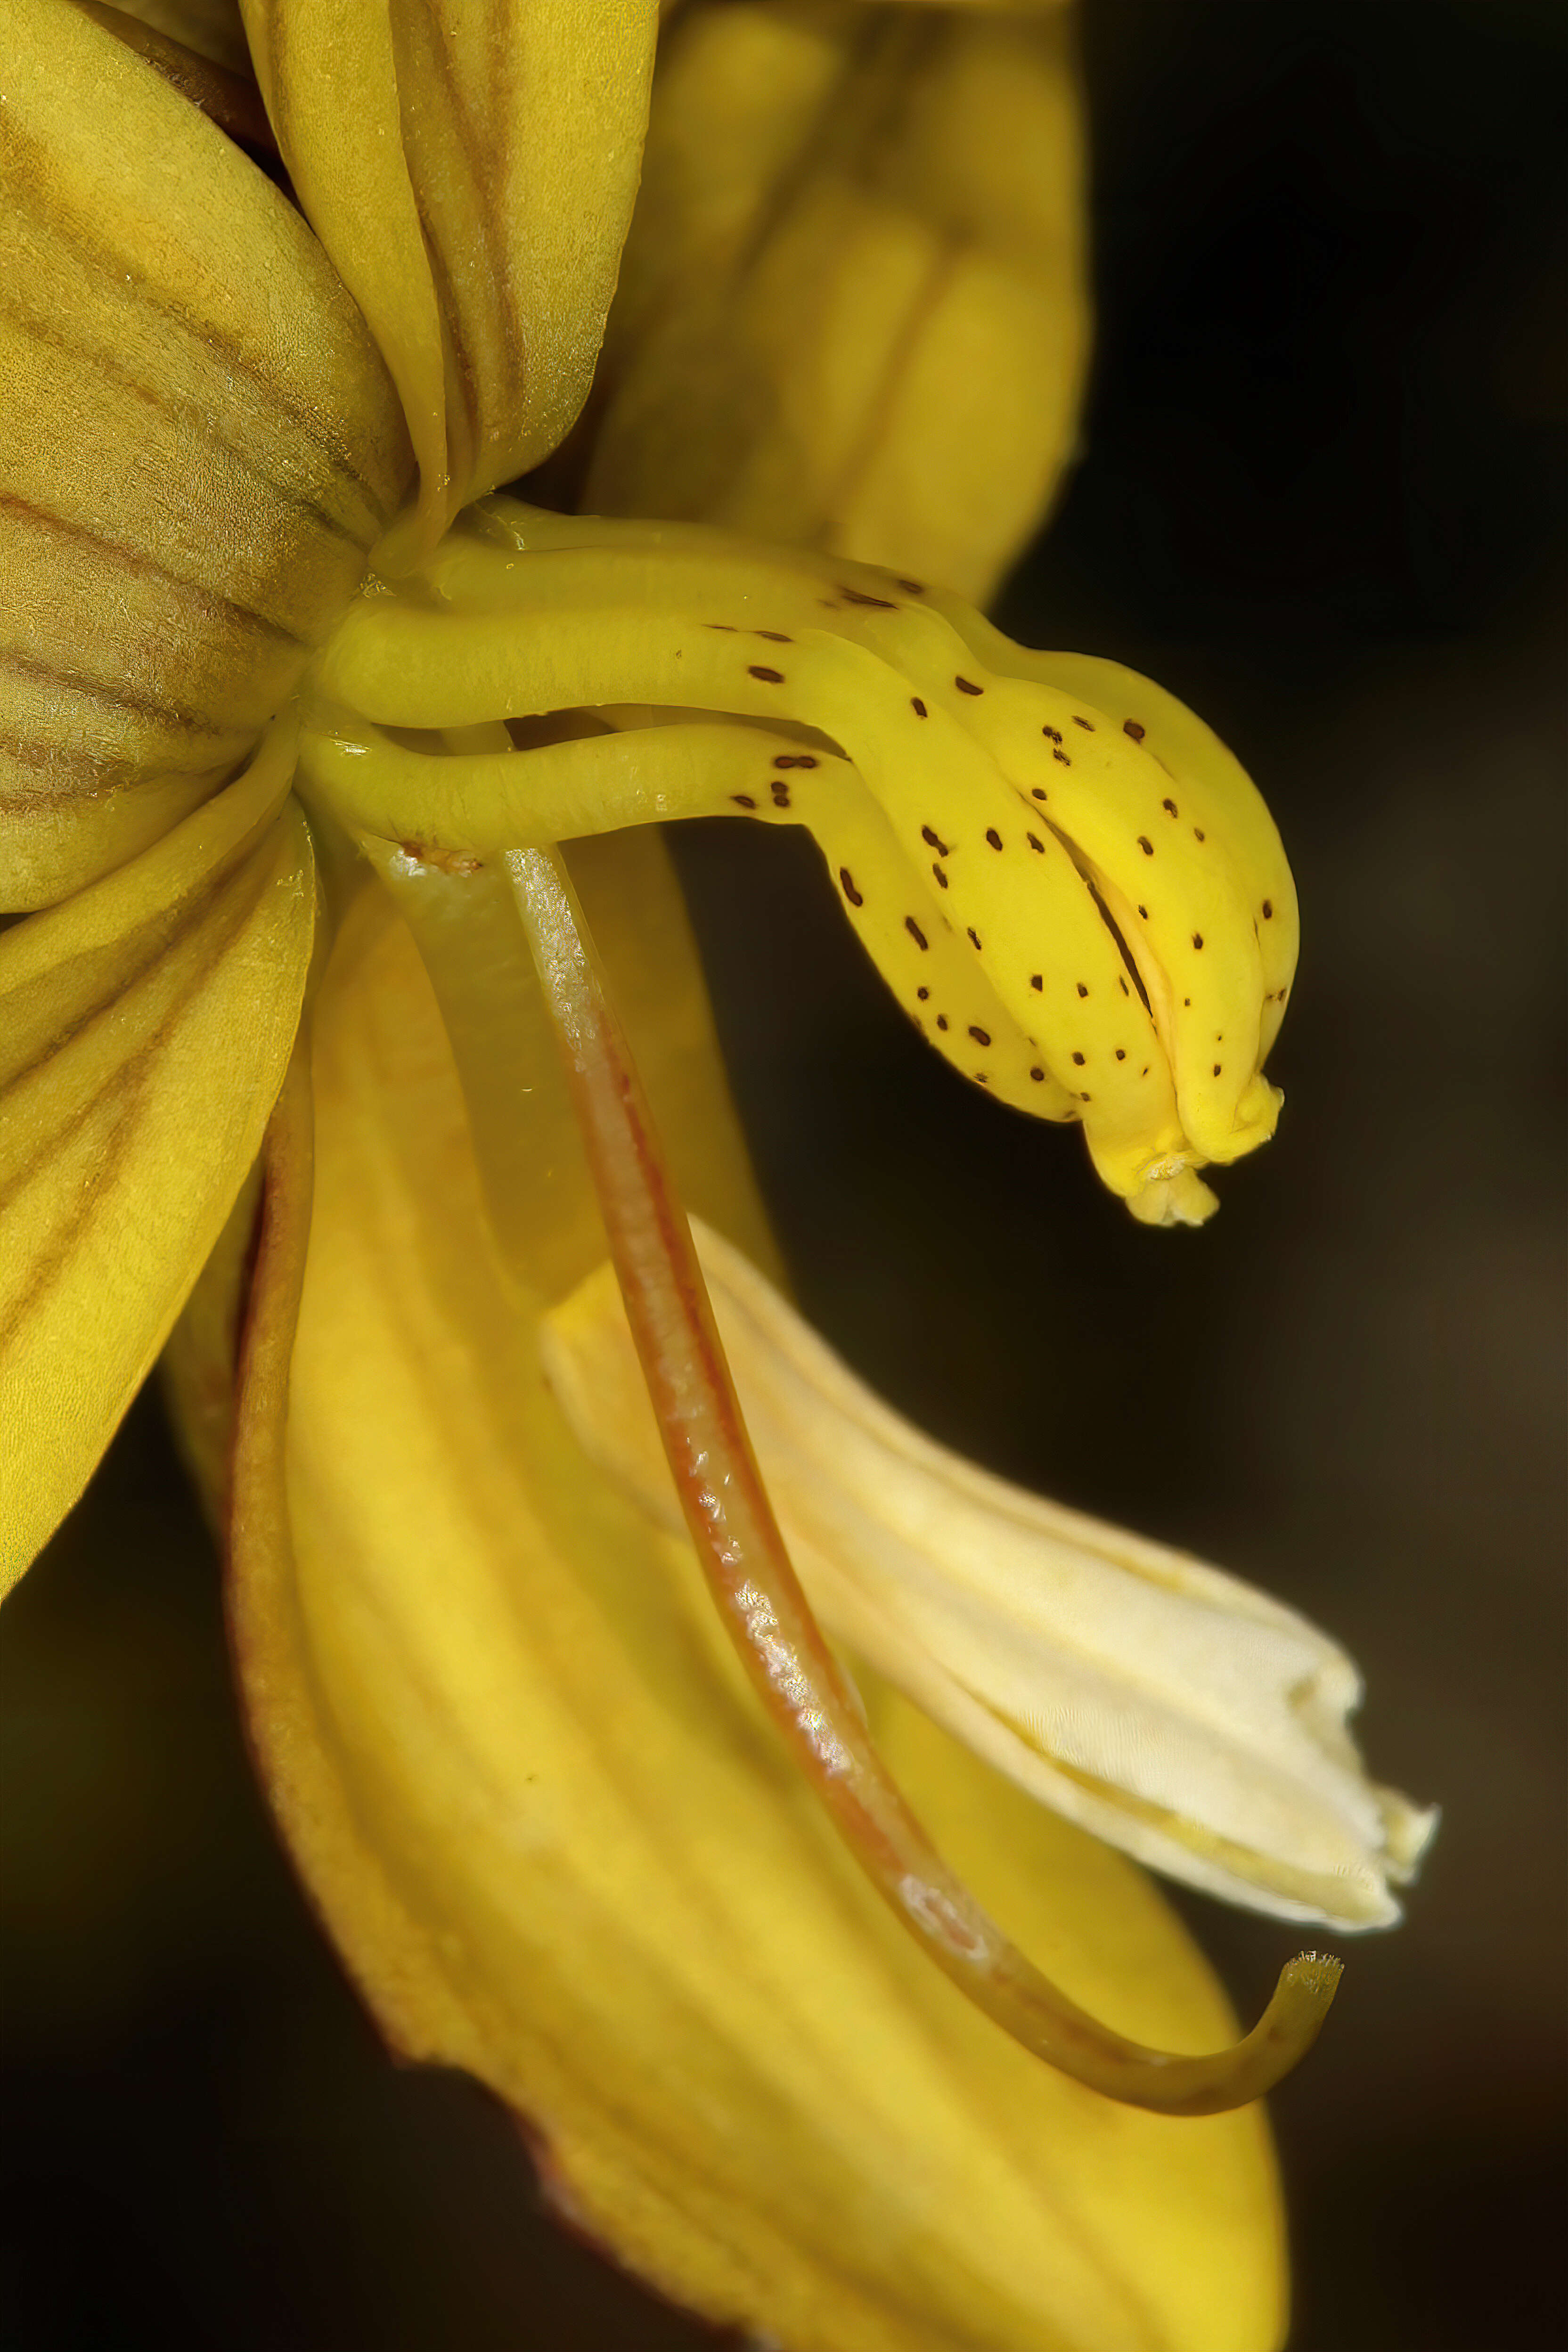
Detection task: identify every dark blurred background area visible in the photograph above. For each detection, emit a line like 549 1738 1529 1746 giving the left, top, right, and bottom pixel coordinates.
4 4 1563 2347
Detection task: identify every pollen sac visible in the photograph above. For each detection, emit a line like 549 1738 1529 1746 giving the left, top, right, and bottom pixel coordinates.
305 500 1295 1226
737 566 1299 1227
856 625 1299 1227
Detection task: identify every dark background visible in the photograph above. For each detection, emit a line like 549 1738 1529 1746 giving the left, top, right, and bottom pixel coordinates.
4 4 1563 2347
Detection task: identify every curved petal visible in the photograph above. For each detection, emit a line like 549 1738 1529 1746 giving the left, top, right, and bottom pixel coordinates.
224 880 1285 2352
110 1 253 75
0 0 410 910
585 0 1088 602
545 1222 1437 1930
0 725 313 1593
240 0 657 548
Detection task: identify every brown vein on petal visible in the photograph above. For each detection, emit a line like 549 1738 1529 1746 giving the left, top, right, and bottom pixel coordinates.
0 109 397 533
0 648 251 746
0 495 309 653
413 186 483 503
399 8 523 491
2 293 377 557
2 809 276 1089
0 849 276 1348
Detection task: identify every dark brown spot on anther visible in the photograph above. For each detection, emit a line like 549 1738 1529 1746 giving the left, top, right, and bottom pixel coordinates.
1027 833 1045 853
1042 726 1063 744
1080 1091 1093 1102
1262 899 1274 919
1279 984 1290 1003
773 752 819 769
936 1014 949 1030
906 916 929 950
1213 1062 1223 1077
705 621 738 632
1071 1051 1086 1066
1072 716 1094 731
1053 748 1071 766
986 828 1004 850
969 1026 992 1046
749 665 785 683
1124 720 1146 742
1030 973 1044 992
911 697 928 718
931 864 949 888
1076 982 1089 999
1031 787 1049 802
974 1073 990 1086
771 788 791 809
967 927 982 950
839 585 898 610
1183 997 1191 1007
839 867 863 906
1118 977 1130 997
755 629 793 643
955 676 983 696
1137 905 1149 920
1138 835 1153 855
1193 827 1206 842
1115 1048 1127 1061
1162 798 1179 817
921 825 947 853
730 793 757 809
896 578 924 595
917 986 930 1001
1192 932 1204 950
1030 1066 1046 1083
1141 1066 1150 1077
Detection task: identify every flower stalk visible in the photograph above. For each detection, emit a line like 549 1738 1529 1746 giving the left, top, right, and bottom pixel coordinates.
508 842 1342 2115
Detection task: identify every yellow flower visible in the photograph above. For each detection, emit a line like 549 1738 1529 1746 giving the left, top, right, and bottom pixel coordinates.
0 7 1431 2347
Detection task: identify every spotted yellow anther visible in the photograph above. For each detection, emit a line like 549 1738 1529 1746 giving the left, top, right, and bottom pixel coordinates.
302 501 1296 1224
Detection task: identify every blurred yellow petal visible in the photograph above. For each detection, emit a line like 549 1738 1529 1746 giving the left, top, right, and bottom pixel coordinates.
0 0 409 910
109 0 252 74
241 0 656 547
0 724 313 1592
222 876 1285 2352
546 1220 1437 1930
585 0 1088 601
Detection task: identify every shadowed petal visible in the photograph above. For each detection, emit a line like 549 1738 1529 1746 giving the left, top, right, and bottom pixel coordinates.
241 0 657 547
585 0 1087 602
1 0 410 909
0 724 314 1591
219 874 1285 2352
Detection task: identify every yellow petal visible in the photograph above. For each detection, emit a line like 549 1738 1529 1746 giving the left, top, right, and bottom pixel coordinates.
240 0 657 547
546 1220 1437 1930
0 0 410 911
585 0 1088 603
223 879 1284 2352
107 1 253 75
0 724 313 1593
